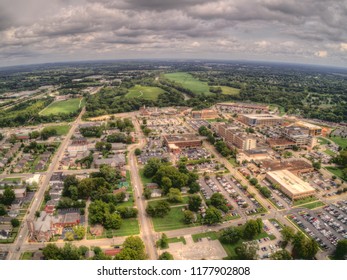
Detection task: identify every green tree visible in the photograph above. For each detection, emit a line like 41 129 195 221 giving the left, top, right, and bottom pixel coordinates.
0 187 15 205
188 182 200 193
334 239 347 260
270 249 292 260
235 242 259 260
42 244 62 260
249 178 258 186
204 207 222 225
157 233 169 249
143 158 162 178
210 192 228 213
281 226 295 242
292 231 318 259
11 218 20 227
63 175 79 197
220 227 242 244
161 177 173 193
158 252 174 260
243 219 262 240
146 200 171 217
104 212 122 230
135 148 142 156
143 188 152 199
183 210 195 224
0 204 6 216
65 232 75 241
116 236 147 260
188 195 202 212
167 188 182 203
73 225 85 240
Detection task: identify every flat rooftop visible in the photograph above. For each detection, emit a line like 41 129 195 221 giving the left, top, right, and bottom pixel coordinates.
242 114 282 120
296 121 322 130
164 134 200 142
261 159 312 172
267 169 315 195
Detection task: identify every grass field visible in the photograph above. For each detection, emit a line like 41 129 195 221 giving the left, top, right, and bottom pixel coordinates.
328 135 347 149
40 98 84 116
164 72 211 95
219 86 240 96
293 196 318 206
148 195 190 206
325 166 346 181
301 201 325 210
20 252 33 260
151 206 200 232
318 137 331 145
125 85 165 100
87 218 139 239
324 149 336 156
139 168 153 186
43 124 70 135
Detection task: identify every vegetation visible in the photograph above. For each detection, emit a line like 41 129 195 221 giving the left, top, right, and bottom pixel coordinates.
115 236 147 260
40 98 84 116
158 252 174 260
125 85 166 100
164 72 211 95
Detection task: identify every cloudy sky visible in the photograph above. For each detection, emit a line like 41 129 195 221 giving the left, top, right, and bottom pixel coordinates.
0 0 347 67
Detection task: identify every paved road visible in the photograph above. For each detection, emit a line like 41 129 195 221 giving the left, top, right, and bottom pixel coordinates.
6 108 85 260
128 116 158 260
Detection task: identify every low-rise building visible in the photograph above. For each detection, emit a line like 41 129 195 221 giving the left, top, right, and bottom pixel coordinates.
240 114 283 127
191 109 219 119
163 134 202 149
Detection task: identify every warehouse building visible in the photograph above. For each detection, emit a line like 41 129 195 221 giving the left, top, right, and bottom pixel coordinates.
266 169 316 200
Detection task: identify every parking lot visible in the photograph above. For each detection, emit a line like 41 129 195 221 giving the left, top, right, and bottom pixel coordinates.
146 118 190 135
187 119 210 131
137 137 169 164
288 200 347 254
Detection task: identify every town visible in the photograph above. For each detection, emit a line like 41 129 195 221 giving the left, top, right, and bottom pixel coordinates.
0 61 347 261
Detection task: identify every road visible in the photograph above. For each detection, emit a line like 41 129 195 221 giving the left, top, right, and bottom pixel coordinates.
6 108 85 260
128 116 158 260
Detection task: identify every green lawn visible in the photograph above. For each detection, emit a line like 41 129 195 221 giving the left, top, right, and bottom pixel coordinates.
40 98 84 116
125 85 166 101
168 236 186 244
219 86 240 96
325 166 346 181
148 195 190 206
87 218 139 239
301 201 325 210
43 124 70 135
328 135 347 149
192 231 219 242
151 206 200 232
228 157 239 167
20 252 34 260
293 196 318 206
164 72 212 95
324 149 336 156
318 137 331 145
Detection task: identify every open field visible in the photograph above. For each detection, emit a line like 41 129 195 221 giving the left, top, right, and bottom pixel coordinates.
164 72 211 95
43 124 70 135
125 85 165 100
324 149 336 156
318 137 331 145
325 166 346 181
151 206 200 232
40 98 84 116
219 86 240 96
328 135 347 149
293 196 318 206
139 168 153 186
301 201 325 210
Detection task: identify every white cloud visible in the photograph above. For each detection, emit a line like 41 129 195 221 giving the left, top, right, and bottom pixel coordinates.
314 50 328 58
340 43 347 52
191 41 200 47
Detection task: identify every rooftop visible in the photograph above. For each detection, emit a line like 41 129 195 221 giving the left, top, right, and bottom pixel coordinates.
267 169 315 195
242 114 282 120
164 134 200 142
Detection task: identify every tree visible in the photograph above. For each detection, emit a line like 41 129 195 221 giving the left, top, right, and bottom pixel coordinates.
143 158 162 178
42 244 62 260
243 219 262 240
0 187 15 206
292 231 318 259
270 249 292 260
312 161 321 170
143 188 152 199
159 252 174 260
204 207 222 225
104 212 122 230
73 225 85 240
65 232 75 241
135 148 142 156
157 233 169 249
235 242 259 260
146 200 171 217
167 188 182 203
161 177 173 193
334 239 347 260
0 204 6 216
249 178 258 186
210 193 228 213
220 227 242 244
11 218 20 227
153 165 188 193
116 236 147 260
281 226 295 242
63 175 79 197
183 210 195 224
188 195 202 212
188 182 200 193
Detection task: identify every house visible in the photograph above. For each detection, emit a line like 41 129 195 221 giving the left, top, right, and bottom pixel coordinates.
53 212 81 228
0 225 13 240
89 224 104 237
104 248 122 256
94 153 126 168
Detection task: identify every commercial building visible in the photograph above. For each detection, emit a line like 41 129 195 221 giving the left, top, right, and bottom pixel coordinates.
163 134 202 149
282 126 317 149
240 114 283 127
191 109 219 119
295 121 322 136
266 169 316 200
216 103 269 113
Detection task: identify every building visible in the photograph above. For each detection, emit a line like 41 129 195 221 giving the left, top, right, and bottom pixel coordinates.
0 188 26 199
266 169 316 200
67 138 88 154
260 159 313 175
267 138 296 150
233 134 257 150
163 134 202 149
191 109 219 119
216 103 269 113
240 114 283 127
295 121 322 136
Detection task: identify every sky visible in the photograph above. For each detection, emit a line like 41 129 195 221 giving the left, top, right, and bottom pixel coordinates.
0 0 347 67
